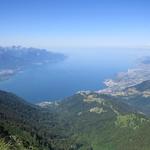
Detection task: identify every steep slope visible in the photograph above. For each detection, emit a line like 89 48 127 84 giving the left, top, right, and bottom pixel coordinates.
0 90 51 149
1 90 150 150
111 80 150 115
0 90 69 150
130 80 150 92
43 92 150 150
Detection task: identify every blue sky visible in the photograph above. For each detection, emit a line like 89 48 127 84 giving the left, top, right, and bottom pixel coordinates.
0 0 150 48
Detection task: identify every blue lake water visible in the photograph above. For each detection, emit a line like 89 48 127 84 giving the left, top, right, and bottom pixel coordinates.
0 48 149 103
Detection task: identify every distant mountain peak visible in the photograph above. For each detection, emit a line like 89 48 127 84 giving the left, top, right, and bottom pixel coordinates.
0 46 66 81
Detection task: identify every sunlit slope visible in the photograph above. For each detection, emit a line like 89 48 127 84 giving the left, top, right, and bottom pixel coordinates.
1 90 150 149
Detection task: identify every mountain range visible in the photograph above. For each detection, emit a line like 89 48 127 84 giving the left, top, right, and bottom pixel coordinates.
1 80 150 149
0 46 66 81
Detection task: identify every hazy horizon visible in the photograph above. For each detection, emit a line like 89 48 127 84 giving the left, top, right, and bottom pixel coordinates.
0 0 150 49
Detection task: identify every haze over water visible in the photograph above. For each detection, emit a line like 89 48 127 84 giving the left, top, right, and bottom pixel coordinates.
0 48 149 103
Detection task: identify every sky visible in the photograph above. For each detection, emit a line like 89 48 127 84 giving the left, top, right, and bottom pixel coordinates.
0 0 150 49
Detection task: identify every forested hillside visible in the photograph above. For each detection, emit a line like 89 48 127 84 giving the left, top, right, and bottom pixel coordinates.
1 88 150 150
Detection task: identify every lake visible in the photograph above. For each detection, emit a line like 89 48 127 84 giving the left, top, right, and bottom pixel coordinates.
0 48 149 103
